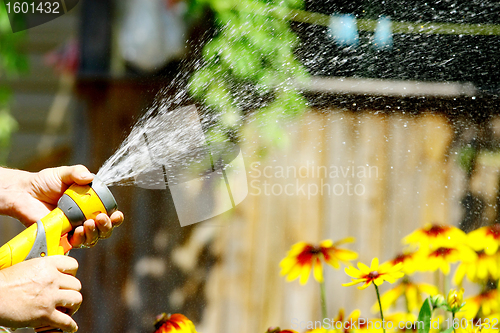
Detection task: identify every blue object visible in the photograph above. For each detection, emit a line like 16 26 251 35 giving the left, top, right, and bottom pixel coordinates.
328 14 359 47
373 16 393 49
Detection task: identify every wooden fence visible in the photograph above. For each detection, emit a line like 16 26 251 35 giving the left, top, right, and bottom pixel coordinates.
197 109 472 333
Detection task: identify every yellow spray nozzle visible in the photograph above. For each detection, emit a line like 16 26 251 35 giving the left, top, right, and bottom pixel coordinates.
0 177 117 269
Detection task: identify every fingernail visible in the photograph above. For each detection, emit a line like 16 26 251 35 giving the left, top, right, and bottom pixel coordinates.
80 172 93 179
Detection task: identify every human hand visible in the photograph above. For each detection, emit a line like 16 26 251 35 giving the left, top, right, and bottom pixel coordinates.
0 256 82 332
2 165 124 248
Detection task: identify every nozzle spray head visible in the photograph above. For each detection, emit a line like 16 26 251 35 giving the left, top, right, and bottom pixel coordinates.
57 176 117 228
90 176 118 215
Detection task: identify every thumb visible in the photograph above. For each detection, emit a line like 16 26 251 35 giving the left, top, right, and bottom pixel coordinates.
57 165 94 186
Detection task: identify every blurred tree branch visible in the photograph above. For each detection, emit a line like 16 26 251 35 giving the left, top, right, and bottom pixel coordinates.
0 2 28 165
187 0 309 152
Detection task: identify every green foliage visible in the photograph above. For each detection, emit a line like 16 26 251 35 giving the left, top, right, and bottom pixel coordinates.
188 0 309 149
457 144 477 176
0 105 18 163
417 297 432 333
0 1 27 165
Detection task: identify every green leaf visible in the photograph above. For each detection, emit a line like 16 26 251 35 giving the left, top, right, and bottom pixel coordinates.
283 0 304 10
458 145 476 174
221 42 261 80
417 297 432 333
0 87 11 106
442 327 454 333
188 68 213 99
205 83 234 111
202 38 224 63
246 29 274 54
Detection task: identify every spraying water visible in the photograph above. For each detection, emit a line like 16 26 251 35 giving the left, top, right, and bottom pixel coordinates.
96 104 219 187
95 101 248 227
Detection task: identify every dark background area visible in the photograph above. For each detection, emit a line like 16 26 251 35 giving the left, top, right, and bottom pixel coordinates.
294 0 500 94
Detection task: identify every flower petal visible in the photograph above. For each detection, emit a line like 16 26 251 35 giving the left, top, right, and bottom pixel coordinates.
370 258 379 271
285 264 302 282
299 263 312 285
332 237 356 246
313 258 324 283
345 265 363 278
342 279 366 287
357 262 371 274
358 281 372 290
373 277 385 286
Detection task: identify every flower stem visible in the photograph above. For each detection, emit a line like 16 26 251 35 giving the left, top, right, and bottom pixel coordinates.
452 312 456 333
320 281 328 320
374 284 386 333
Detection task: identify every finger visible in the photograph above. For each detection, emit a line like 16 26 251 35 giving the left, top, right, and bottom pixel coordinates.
83 219 99 246
110 211 124 228
69 226 85 248
48 255 79 276
58 165 94 186
58 273 82 291
35 326 62 333
95 213 113 239
47 308 78 333
55 290 83 316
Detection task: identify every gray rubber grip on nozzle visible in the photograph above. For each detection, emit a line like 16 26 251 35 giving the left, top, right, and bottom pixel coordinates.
58 194 86 227
90 176 118 215
25 220 48 260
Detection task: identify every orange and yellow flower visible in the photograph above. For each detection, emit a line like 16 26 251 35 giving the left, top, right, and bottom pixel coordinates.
332 308 361 333
447 288 465 312
372 280 438 313
343 258 404 290
388 251 419 275
453 250 499 285
458 290 499 319
280 238 358 285
403 223 466 248
416 243 475 275
467 224 500 255
154 313 197 333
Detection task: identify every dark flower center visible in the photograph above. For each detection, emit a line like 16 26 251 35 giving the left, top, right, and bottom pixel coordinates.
392 252 412 264
367 271 380 279
309 246 322 254
486 224 500 239
431 247 453 257
423 224 449 236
